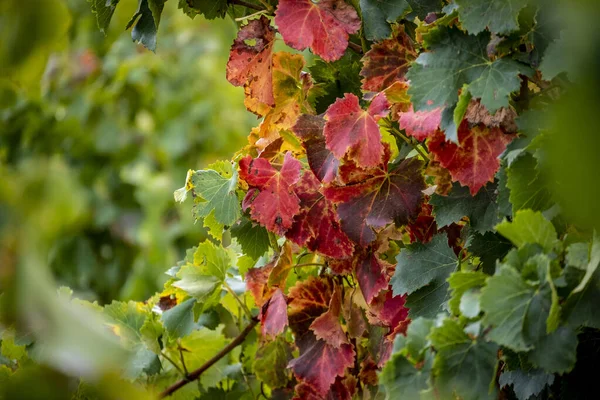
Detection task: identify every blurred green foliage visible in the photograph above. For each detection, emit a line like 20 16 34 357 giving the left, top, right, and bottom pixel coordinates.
1 0 255 303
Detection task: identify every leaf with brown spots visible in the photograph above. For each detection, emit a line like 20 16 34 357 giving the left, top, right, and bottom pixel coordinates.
360 26 416 92
226 16 275 116
427 121 515 195
239 152 302 235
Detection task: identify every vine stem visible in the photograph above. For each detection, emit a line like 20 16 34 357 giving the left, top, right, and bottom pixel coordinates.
159 318 259 398
223 281 254 320
390 126 430 161
294 262 326 268
229 0 264 12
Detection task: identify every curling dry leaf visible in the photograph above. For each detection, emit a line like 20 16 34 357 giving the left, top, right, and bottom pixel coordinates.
226 16 275 116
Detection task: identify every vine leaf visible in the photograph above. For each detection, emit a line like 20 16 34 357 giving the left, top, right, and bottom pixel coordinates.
455 0 530 35
360 26 416 92
167 326 230 389
261 289 289 337
179 0 228 20
253 337 293 389
309 286 348 347
127 0 161 52
288 276 334 335
399 106 442 141
391 233 458 297
88 0 119 34
506 153 554 213
369 290 410 336
292 114 339 183
359 0 409 41
355 250 392 304
324 153 425 246
288 333 355 396
427 122 514 195
275 0 361 62
226 16 275 116
381 350 432 398
430 182 500 233
447 271 487 316
239 152 302 235
246 264 275 307
286 171 354 259
191 162 240 226
496 210 558 253
248 52 316 151
230 217 270 260
324 92 389 168
407 27 530 114
429 319 498 400
499 369 555 400
479 265 534 351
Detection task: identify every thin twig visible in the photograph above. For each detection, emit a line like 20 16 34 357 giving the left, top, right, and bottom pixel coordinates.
235 10 269 21
161 352 185 376
229 0 264 12
347 41 364 54
254 0 274 12
178 345 189 376
223 280 254 320
294 262 326 268
390 126 430 161
159 318 260 398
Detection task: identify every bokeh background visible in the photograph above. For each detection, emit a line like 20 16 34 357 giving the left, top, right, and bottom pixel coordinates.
1 0 256 304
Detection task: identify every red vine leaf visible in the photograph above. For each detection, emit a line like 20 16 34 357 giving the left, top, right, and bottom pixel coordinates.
324 93 389 168
360 27 416 92
246 263 275 307
427 122 515 195
293 375 357 400
275 0 361 62
292 114 339 183
261 289 289 337
239 152 302 235
399 106 443 141
287 171 354 259
406 202 437 243
324 154 426 246
367 289 410 340
309 285 348 347
226 16 275 116
288 276 333 335
355 250 393 304
288 333 355 396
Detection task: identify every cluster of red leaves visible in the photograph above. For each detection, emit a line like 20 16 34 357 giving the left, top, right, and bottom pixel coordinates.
225 1 522 397
399 105 515 195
